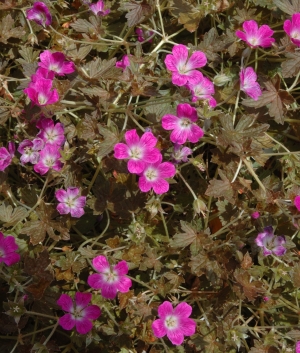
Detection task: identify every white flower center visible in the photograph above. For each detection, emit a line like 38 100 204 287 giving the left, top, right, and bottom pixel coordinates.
165 315 178 330
45 129 57 142
38 94 47 105
66 197 76 208
129 146 143 160
291 30 300 39
45 157 55 167
49 64 59 72
145 167 158 181
24 146 33 155
178 63 188 75
180 118 191 128
248 37 258 46
103 269 119 284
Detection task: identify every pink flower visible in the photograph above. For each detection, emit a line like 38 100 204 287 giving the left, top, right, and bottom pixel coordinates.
116 55 130 70
114 129 161 174
38 51 75 76
138 155 176 194
187 74 216 107
88 255 132 299
18 138 45 165
172 144 192 163
26 2 52 27
136 28 153 43
251 211 260 220
284 14 300 47
33 145 63 175
164 44 207 86
236 20 275 48
239 67 262 100
55 187 86 218
162 103 204 145
31 68 55 81
294 195 300 211
0 232 20 266
0 142 15 172
255 226 286 257
57 292 101 334
24 78 59 106
36 117 65 146
89 0 110 16
296 341 300 353
152 301 196 345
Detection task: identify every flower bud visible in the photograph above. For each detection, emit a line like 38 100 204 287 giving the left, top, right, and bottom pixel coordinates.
193 197 207 217
213 73 231 86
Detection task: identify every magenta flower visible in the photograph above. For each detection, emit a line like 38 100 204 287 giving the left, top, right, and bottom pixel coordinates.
36 117 65 146
239 67 262 100
89 0 110 16
34 145 63 175
236 20 275 48
26 2 52 27
152 301 196 346
88 255 132 299
55 187 86 218
136 28 153 43
255 226 286 257
38 51 75 76
114 129 161 174
296 341 300 353
31 68 55 81
172 144 192 163
57 292 101 335
251 211 260 220
0 232 20 266
164 44 207 86
116 55 130 70
24 78 59 107
18 138 44 165
294 195 300 211
284 13 300 47
0 142 15 172
162 103 204 145
187 74 216 107
138 155 176 194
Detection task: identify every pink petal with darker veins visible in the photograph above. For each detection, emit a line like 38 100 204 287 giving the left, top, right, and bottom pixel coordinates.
82 305 101 320
55 189 68 202
114 143 130 159
158 301 173 319
75 292 92 310
117 276 132 293
57 203 71 215
59 313 76 331
113 260 129 276
57 294 74 312
75 318 93 334
87 273 105 290
295 195 300 211
124 129 140 146
152 319 167 338
92 255 110 272
152 179 170 194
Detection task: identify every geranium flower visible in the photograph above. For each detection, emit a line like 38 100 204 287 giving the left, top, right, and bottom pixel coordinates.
26 2 52 27
18 138 45 165
0 232 20 266
138 155 176 194
284 13 300 47
57 292 101 334
89 0 110 16
38 51 75 76
187 74 216 107
0 142 15 172
152 301 196 345
88 255 132 299
172 144 192 163
161 103 204 145
255 226 286 256
114 129 161 174
34 145 63 175
296 341 300 353
236 20 275 48
239 67 262 100
55 187 86 218
36 117 65 146
116 55 130 70
24 78 59 106
31 68 55 81
294 195 300 211
164 44 207 86
136 28 153 43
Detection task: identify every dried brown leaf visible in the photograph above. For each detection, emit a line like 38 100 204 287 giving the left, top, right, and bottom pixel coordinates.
0 14 25 44
0 201 27 227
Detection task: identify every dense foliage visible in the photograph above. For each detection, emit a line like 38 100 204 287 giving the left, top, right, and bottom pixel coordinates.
1 0 300 352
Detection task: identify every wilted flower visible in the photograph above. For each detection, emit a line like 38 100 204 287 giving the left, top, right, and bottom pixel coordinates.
55 187 86 218
172 144 192 163
162 103 204 145
152 301 196 345
0 232 20 266
284 13 300 47
164 44 207 86
34 144 63 175
187 74 216 107
57 292 101 334
24 78 59 106
36 117 65 146
114 129 161 174
255 226 286 256
0 142 15 172
89 0 110 16
116 55 130 70
236 20 275 48
88 255 132 299
136 27 153 42
138 155 176 194
38 50 75 76
18 138 45 165
26 2 52 27
239 67 262 100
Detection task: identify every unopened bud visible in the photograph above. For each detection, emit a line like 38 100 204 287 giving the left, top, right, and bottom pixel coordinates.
193 198 207 217
213 73 231 86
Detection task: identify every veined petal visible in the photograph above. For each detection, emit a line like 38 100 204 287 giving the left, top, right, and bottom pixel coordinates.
113 260 129 276
157 162 176 178
152 179 169 194
235 30 247 41
81 305 101 320
2 252 20 266
114 143 130 159
75 318 93 334
128 159 145 174
143 148 161 164
92 255 110 272
140 131 158 148
59 313 76 331
74 196 86 209
57 203 72 215
170 127 189 145
88 273 105 290
75 292 91 310
294 195 300 211
177 317 196 336
57 294 73 312
138 176 153 192
70 207 84 218
243 20 258 36
164 54 177 72
283 20 292 36
258 25 274 39
167 329 185 345
158 301 174 319
272 246 286 256
176 103 198 121
172 44 188 63
152 319 167 338
188 51 207 69
188 124 204 143
162 114 179 130
100 282 118 299
66 187 80 199
184 70 204 85
2 236 18 253
116 276 132 293
124 129 140 146
174 302 192 318
55 189 68 202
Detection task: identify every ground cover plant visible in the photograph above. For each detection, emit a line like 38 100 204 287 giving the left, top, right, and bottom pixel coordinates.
1 0 300 352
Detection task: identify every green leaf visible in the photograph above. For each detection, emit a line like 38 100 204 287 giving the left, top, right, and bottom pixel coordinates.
0 201 27 227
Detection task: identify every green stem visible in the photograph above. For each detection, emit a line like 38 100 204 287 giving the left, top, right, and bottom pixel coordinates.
176 171 197 200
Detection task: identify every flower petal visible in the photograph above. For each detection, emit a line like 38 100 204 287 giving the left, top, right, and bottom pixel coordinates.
174 302 192 318
162 114 179 130
75 292 91 310
81 305 101 320
116 276 132 293
113 260 129 276
152 319 167 338
59 313 76 331
140 132 158 148
75 317 93 334
188 51 207 69
167 329 185 345
55 189 67 202
124 129 140 146
88 273 105 290
114 143 130 159
92 255 110 272
158 301 174 319
57 294 73 312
